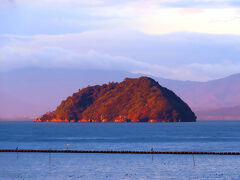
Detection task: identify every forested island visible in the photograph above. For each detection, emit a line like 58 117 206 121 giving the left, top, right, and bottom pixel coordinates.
34 77 196 122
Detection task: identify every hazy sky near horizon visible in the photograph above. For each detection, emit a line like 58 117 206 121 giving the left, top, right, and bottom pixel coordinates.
1 0 240 81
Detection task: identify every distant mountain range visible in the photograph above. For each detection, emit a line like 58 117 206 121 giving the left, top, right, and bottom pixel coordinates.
195 105 240 120
157 74 240 110
156 74 240 120
0 68 239 120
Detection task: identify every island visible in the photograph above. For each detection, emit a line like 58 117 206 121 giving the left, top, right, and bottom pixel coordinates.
34 77 196 122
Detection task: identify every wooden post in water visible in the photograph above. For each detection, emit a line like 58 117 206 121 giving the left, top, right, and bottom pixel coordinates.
151 148 154 162
192 154 196 166
16 146 18 160
49 148 51 168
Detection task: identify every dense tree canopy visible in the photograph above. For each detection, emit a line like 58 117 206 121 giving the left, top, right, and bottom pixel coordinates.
35 77 196 122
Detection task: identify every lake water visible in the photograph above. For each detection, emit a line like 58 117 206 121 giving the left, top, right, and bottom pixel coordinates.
1 121 240 179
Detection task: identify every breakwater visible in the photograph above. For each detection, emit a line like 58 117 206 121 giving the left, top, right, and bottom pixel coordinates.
1 149 240 155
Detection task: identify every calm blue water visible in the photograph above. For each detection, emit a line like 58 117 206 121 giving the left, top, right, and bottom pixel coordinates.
1 121 240 179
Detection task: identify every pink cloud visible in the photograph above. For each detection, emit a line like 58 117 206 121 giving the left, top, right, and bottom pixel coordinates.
179 8 203 15
127 0 178 9
127 1 157 8
237 8 240 14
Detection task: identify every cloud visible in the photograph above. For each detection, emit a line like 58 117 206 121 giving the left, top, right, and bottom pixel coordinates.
1 1 240 81
0 45 173 78
179 8 203 15
1 0 240 35
3 30 240 65
1 31 240 81
1 44 240 81
157 0 240 8
4 0 240 7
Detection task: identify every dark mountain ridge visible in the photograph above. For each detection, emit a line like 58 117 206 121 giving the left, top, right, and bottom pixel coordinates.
35 77 196 122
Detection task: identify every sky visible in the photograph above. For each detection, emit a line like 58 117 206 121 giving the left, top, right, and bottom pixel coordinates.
1 0 240 81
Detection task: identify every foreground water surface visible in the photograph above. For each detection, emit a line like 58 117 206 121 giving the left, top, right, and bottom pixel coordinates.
1 121 240 179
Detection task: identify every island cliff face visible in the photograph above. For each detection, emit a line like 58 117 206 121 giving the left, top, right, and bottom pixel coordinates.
34 77 196 122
